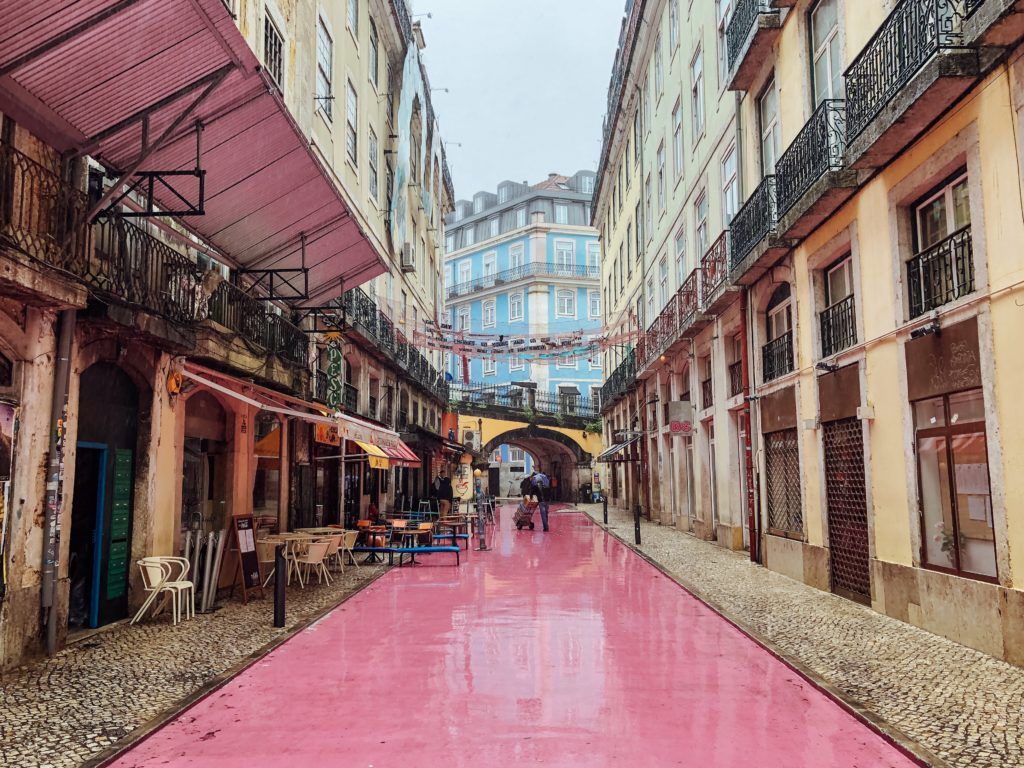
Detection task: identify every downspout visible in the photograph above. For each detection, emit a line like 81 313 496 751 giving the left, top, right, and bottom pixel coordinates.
639 379 650 520
41 308 75 655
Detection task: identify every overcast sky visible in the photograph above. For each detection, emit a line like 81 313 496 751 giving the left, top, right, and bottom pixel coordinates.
419 0 626 201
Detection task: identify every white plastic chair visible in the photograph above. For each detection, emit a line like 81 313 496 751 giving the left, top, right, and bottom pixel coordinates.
132 557 194 625
293 540 332 587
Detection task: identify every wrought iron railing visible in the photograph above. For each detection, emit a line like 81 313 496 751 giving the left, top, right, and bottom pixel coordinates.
600 348 636 411
730 175 777 269
907 225 974 318
637 268 704 373
845 0 975 141
728 361 744 397
700 231 730 307
314 370 329 403
343 383 358 412
776 100 847 218
820 294 857 357
762 330 794 382
451 382 598 420
726 0 771 73
91 216 201 324
701 378 714 410
206 281 308 366
446 262 599 298
391 0 414 42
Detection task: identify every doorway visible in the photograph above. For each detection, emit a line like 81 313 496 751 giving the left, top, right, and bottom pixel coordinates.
823 417 870 603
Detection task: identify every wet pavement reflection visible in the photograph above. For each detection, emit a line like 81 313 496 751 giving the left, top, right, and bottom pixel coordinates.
111 506 921 767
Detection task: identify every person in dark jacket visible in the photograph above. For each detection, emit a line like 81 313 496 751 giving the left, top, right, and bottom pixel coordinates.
434 471 454 516
531 470 551 532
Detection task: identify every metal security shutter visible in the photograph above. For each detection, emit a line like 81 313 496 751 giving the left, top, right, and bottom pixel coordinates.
765 428 802 537
823 417 870 603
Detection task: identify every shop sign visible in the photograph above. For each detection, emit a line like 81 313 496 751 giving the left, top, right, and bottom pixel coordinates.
668 400 693 436
315 422 341 445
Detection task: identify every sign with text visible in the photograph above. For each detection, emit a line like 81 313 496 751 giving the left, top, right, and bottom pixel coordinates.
230 515 263 604
668 401 693 436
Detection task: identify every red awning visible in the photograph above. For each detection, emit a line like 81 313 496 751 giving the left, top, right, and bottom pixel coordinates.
381 441 421 469
0 0 386 303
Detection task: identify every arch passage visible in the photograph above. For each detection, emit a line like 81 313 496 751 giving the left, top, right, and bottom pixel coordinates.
481 425 593 502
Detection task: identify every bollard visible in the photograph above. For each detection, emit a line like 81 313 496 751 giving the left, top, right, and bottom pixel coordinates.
475 494 488 551
273 544 286 628
603 495 608 526
634 504 642 546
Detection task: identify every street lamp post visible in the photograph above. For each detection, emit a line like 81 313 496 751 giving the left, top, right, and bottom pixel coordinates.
473 468 488 551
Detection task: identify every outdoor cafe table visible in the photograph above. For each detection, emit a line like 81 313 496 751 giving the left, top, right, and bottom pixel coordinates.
262 533 317 585
294 527 348 536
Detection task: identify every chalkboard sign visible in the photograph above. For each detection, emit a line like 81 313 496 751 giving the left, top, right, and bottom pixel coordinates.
231 515 263 604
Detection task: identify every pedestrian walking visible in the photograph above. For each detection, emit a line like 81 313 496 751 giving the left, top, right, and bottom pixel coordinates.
438 471 454 517
531 470 551 532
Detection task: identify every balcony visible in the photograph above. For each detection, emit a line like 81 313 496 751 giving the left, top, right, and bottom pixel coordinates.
343 383 358 413
450 382 599 427
600 349 637 413
844 0 982 170
762 330 794 383
700 231 736 313
725 0 783 91
728 361 744 398
701 378 714 410
314 370 329 403
729 176 789 285
907 225 975 319
636 268 709 378
775 100 858 240
819 294 857 358
963 0 1024 47
446 262 599 299
206 281 309 367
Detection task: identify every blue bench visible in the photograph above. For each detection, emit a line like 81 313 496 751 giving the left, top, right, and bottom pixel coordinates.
432 532 471 549
352 545 461 566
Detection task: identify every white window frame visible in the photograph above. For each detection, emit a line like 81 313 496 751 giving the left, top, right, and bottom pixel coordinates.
457 306 470 331
346 79 358 166
556 289 576 318
554 240 575 271
369 18 379 88
589 290 601 319
695 192 709 257
659 257 669 305
483 299 496 328
674 227 687 285
516 207 527 228
509 291 524 321
555 203 569 225
722 144 738 225
463 226 475 248
510 447 525 462
669 0 680 50
445 234 455 254
347 0 359 38
316 16 333 120
368 127 379 202
672 99 684 179
483 358 497 376
458 260 472 284
264 12 285 89
691 49 705 139
654 34 664 96
489 217 500 238
586 242 600 270
483 252 497 279
657 143 666 211
759 79 781 177
509 243 526 269
556 354 577 370
510 354 524 372
811 0 841 106
824 256 854 307
717 1 733 86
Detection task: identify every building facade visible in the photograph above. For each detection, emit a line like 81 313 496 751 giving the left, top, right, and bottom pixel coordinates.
597 0 1024 665
0 0 454 667
444 172 603 493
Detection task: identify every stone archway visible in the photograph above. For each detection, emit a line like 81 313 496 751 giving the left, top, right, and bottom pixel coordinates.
481 424 593 502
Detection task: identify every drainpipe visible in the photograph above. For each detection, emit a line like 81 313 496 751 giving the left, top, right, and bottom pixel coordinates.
740 290 759 564
41 309 75 655
638 379 650 520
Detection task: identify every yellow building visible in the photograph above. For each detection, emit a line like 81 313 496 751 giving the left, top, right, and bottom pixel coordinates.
597 0 1024 663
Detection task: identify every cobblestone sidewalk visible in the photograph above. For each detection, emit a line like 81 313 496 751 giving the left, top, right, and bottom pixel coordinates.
0 564 384 768
580 504 1024 768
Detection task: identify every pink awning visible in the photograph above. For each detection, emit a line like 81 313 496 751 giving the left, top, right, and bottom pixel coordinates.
0 0 387 303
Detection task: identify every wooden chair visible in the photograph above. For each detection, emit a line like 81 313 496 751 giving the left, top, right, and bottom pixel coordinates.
293 540 332 587
340 530 360 570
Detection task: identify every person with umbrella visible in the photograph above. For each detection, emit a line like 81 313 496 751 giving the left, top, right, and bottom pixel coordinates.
531 469 551 532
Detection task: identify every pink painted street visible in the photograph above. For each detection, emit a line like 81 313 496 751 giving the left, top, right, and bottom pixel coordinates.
110 507 919 768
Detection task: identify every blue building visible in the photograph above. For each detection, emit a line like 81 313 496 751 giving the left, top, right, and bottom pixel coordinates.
443 171 602 492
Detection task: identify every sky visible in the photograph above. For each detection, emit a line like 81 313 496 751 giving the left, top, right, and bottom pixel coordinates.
418 0 626 201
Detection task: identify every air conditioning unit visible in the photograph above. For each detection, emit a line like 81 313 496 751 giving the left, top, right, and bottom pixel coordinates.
400 243 416 273
462 429 481 452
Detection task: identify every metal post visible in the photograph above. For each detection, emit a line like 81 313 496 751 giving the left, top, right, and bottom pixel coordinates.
273 544 286 628
634 504 642 546
603 495 608 526
42 309 75 656
475 484 488 551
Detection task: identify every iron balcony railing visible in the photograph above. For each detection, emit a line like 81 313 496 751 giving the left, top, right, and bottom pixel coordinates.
450 382 599 420
343 383 358 412
600 348 637 411
845 0 976 141
730 175 777 269
820 294 857 357
728 361 744 397
726 0 771 73
207 281 309 367
762 330 794 382
701 378 714 410
907 225 974 318
314 370 329 403
700 231 730 307
446 262 599 298
775 100 847 218
636 268 702 373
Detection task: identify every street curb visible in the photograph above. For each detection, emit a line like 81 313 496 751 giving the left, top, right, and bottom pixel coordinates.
584 510 949 768
82 567 392 768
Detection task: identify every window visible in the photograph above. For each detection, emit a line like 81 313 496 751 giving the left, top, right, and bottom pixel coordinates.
316 18 333 118
758 80 781 176
554 240 574 270
556 354 577 369
516 207 527 228
626 224 633 273
555 203 569 225
510 354 524 371
445 235 455 253
581 175 595 194
509 243 525 269
659 143 667 210
556 289 576 317
691 49 705 137
675 228 687 284
915 173 970 251
672 100 684 179
368 128 379 201
346 80 358 164
635 202 643 256
485 217 498 239
509 292 524 321
669 0 680 50
695 192 709 256
589 290 601 319
444 265 452 288
264 13 284 88
457 306 469 330
644 71 652 133
483 358 497 376
722 145 738 225
483 299 496 327
644 176 653 243
659 257 669 305
499 186 510 204
347 0 358 36
825 257 853 307
811 0 842 106
586 242 600 270
458 260 471 284
369 19 379 87
510 447 525 462
633 112 641 163
915 389 995 578
463 226 475 248
766 284 792 342
386 64 395 124
717 1 732 85
625 140 631 187
646 277 655 325
484 252 497 279
654 34 664 95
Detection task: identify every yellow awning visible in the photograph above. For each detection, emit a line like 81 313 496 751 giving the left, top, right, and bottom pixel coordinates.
355 441 390 470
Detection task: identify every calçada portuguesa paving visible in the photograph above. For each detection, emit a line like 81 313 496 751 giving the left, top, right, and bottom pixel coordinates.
109 506 918 768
